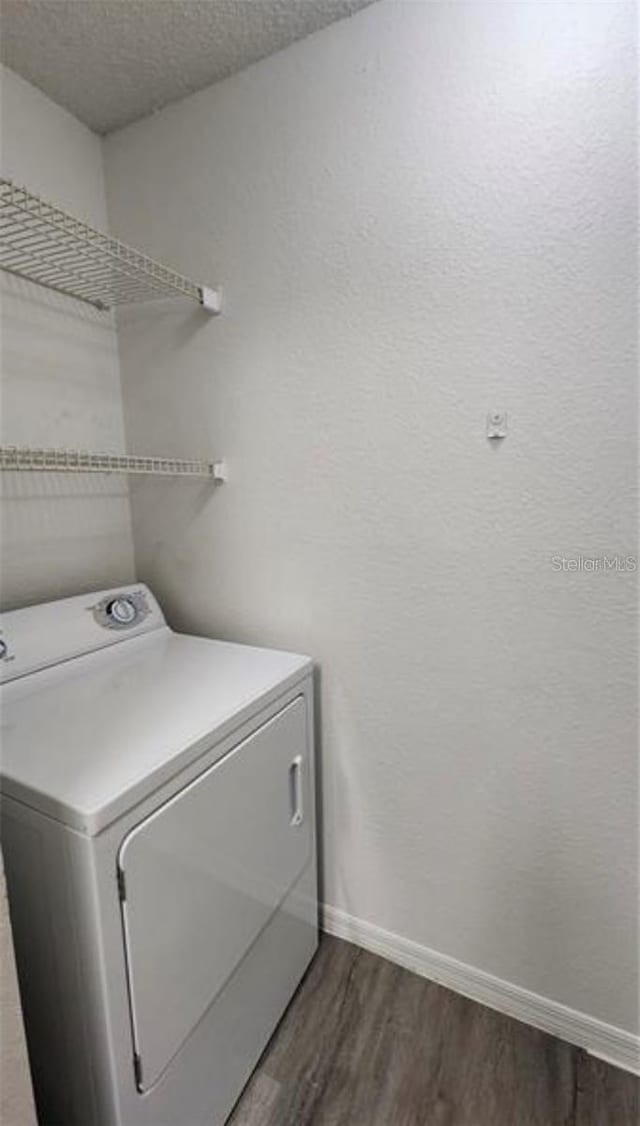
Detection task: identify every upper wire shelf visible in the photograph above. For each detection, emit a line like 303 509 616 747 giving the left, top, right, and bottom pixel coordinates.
0 178 221 314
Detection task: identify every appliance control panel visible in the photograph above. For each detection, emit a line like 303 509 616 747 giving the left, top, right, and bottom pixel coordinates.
92 590 151 631
0 584 166 684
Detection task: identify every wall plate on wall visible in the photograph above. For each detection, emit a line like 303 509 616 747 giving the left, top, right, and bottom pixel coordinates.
487 411 507 439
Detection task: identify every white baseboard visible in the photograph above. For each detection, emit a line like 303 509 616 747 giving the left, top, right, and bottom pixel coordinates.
321 904 640 1076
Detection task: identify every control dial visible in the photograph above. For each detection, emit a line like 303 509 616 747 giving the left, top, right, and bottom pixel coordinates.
106 597 138 626
92 589 149 630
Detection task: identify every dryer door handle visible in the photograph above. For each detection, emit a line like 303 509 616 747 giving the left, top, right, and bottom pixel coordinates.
288 756 304 826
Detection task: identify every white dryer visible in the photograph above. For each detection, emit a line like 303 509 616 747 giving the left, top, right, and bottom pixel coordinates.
0 585 318 1126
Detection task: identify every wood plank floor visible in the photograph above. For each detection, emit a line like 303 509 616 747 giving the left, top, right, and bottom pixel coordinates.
228 935 638 1126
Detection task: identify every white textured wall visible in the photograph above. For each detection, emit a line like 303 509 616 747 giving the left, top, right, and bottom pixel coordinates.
0 66 135 609
104 1 638 1034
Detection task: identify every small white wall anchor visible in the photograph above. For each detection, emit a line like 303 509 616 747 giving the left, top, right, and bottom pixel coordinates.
212 459 228 483
487 411 507 439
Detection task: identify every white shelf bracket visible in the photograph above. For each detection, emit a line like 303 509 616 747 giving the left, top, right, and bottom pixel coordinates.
199 286 223 315
212 459 228 483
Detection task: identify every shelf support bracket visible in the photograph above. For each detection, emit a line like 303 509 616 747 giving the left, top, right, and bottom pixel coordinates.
199 286 223 315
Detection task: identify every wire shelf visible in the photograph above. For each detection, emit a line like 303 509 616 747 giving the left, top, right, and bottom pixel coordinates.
0 446 223 480
0 178 221 313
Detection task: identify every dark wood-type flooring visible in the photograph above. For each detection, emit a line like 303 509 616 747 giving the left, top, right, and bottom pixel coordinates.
228 935 638 1126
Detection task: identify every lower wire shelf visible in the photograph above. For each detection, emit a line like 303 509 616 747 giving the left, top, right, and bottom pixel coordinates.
0 446 226 480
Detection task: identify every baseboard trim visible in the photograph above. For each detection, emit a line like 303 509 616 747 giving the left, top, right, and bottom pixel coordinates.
321 904 639 1076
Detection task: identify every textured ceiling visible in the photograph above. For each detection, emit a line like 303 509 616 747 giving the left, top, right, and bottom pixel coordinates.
0 0 375 134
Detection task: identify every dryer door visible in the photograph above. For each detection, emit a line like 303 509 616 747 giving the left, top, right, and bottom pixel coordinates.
117 695 311 1092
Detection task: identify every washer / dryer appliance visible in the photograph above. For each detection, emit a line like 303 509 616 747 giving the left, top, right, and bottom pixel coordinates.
0 584 317 1126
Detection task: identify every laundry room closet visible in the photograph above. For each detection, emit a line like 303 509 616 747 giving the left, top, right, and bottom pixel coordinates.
0 3 638 1125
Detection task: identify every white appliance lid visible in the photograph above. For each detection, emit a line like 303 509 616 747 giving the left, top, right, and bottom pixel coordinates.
0 629 311 835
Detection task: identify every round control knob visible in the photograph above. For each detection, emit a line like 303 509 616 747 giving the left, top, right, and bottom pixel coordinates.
0 639 7 660
107 597 137 626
